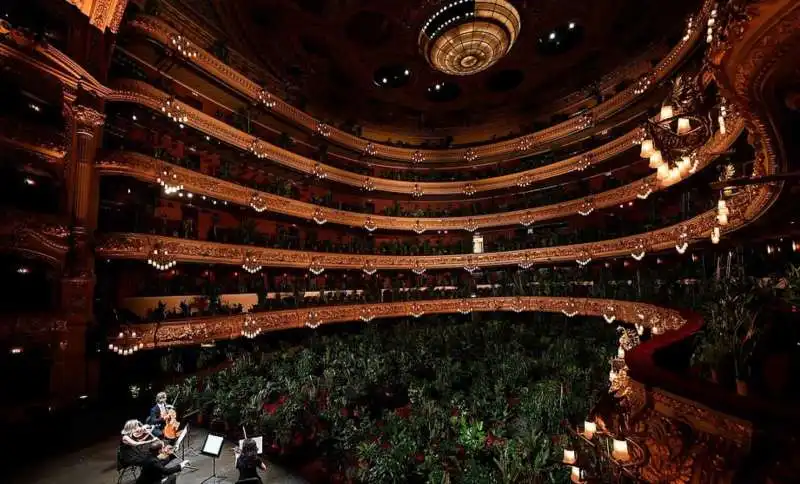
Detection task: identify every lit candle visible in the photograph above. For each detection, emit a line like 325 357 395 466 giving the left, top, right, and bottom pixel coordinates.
657 163 669 180
648 150 664 169
676 117 691 135
583 421 597 439
640 139 654 158
563 449 576 464
660 104 674 121
612 439 630 461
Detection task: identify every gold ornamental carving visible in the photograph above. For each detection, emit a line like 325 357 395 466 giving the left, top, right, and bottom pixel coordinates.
126 0 711 163
97 113 742 216
111 296 685 350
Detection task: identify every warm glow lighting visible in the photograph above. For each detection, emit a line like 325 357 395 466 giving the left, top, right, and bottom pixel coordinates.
631 251 645 261
677 117 692 135
612 439 630 461
617 346 626 359
648 150 664 169
563 449 576 465
676 242 688 254
711 226 721 244
660 104 674 121
583 421 597 439
10 347 23 354
656 163 669 181
639 139 654 159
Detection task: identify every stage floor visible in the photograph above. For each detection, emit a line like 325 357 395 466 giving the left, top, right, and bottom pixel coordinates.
9 427 307 484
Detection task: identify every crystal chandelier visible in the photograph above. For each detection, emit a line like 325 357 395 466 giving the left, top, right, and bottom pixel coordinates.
312 207 327 225
603 306 616 323
147 245 176 271
409 302 425 318
630 240 647 261
464 148 477 162
575 154 592 172
249 139 268 159
576 112 594 130
161 98 188 127
257 89 276 108
312 163 327 180
315 122 331 137
517 135 534 152
510 297 526 313
157 168 184 195
412 261 426 275
363 217 377 232
305 310 322 329
636 181 653 200
108 327 144 355
359 306 375 322
362 261 377 275
309 259 325 275
562 300 578 318
633 73 652 95
412 220 426 234
242 253 262 273
364 142 377 156
412 150 425 164
250 193 268 212
463 183 476 196
170 34 197 59
577 200 594 216
520 212 535 227
675 228 689 254
241 314 261 339
464 218 479 233
412 184 424 198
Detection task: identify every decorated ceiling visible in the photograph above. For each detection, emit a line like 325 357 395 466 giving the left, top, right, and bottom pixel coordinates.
171 0 701 133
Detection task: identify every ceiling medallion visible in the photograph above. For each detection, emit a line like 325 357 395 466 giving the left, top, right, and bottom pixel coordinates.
419 0 521 76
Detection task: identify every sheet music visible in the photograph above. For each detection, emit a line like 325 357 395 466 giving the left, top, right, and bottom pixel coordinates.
238 436 264 454
174 425 188 452
202 434 224 457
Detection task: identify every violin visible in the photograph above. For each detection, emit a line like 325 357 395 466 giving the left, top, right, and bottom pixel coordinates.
136 425 176 461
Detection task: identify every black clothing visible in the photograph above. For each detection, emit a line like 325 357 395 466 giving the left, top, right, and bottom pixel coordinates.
136 455 182 484
119 437 148 467
236 455 263 483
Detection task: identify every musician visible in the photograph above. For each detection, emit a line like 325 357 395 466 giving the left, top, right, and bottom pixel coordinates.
147 392 169 437
235 438 267 483
119 420 158 468
136 441 189 484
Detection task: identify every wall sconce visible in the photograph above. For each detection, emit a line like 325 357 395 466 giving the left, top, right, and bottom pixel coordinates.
309 259 325 275
412 261 426 275
312 207 327 225
412 220 426 234
364 217 377 232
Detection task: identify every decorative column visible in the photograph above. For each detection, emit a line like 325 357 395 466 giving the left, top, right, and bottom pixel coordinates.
51 94 106 406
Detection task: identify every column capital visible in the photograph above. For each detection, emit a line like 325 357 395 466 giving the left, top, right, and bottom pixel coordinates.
69 105 106 136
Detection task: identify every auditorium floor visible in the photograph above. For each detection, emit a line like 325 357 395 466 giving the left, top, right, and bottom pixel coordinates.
9 426 307 484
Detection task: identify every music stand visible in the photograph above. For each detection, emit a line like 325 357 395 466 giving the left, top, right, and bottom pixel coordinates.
174 427 197 471
200 433 225 484
180 422 201 458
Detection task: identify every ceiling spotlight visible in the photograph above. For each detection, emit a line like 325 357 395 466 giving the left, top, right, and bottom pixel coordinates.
549 32 556 40
569 22 576 29
404 69 410 75
382 78 388 84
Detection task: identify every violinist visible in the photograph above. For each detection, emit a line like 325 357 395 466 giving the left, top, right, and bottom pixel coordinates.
136 441 189 484
119 420 158 468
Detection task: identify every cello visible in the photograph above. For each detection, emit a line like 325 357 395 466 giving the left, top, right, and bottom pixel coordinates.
161 399 180 440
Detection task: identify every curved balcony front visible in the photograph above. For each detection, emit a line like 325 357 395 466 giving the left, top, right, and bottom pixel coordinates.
97 113 742 232
123 0 712 163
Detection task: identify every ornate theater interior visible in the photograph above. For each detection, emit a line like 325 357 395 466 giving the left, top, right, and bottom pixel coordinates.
2 0 800 482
